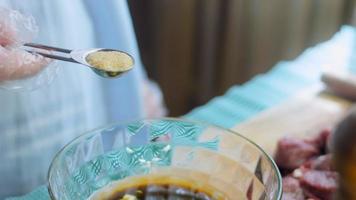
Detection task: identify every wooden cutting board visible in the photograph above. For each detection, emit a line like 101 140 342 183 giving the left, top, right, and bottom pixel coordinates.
232 89 352 156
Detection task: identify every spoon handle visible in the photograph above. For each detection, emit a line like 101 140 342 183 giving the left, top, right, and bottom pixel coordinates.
23 43 79 63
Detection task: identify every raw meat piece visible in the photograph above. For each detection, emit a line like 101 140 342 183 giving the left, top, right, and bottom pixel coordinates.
300 170 338 200
307 129 331 154
275 137 320 170
303 154 334 171
282 176 305 200
275 129 338 200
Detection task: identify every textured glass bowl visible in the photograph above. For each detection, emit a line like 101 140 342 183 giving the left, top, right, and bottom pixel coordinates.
48 118 282 200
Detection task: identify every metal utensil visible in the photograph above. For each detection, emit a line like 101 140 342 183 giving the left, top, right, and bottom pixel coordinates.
22 43 134 78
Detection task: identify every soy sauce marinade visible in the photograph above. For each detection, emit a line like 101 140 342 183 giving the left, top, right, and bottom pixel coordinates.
88 173 228 200
106 184 214 200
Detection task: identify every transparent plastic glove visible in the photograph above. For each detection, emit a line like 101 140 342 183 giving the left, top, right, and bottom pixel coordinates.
0 7 57 91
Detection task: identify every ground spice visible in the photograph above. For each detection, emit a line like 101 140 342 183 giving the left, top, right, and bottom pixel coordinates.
86 51 133 72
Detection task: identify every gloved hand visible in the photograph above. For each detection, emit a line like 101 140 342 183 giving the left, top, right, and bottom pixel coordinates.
0 7 51 82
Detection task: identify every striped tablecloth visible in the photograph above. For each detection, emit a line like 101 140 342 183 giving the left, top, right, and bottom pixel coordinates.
6 26 355 200
186 26 355 127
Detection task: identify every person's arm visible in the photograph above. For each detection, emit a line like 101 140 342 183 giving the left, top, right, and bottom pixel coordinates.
0 7 51 81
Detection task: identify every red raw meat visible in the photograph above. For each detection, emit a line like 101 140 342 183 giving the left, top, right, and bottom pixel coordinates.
275 129 338 200
306 129 332 153
300 170 338 200
275 137 320 170
303 154 334 171
282 176 305 200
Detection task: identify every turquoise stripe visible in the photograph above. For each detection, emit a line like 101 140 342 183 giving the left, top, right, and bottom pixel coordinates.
240 85 283 105
271 68 315 84
248 76 290 96
226 87 270 109
209 97 260 119
221 98 261 116
277 62 320 80
226 88 274 109
186 59 321 127
258 74 303 93
185 107 238 128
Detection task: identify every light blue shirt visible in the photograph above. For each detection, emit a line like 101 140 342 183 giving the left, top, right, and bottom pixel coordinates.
0 0 147 198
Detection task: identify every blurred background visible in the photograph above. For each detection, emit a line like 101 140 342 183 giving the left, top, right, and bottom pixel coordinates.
128 0 355 116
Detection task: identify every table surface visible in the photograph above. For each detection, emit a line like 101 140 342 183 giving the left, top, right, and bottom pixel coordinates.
6 26 356 200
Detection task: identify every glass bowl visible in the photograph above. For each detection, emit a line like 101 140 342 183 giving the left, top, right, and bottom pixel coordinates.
48 118 282 200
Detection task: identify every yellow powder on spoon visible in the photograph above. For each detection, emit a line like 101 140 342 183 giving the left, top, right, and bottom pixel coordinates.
86 51 133 72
